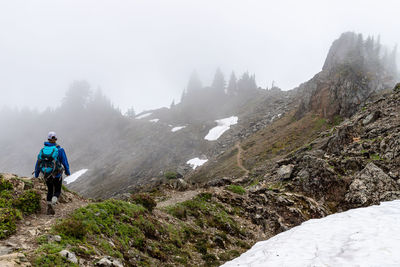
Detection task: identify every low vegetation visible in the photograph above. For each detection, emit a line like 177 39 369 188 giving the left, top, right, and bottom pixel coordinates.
0 175 41 239
34 193 252 266
130 192 157 212
226 185 246 195
164 171 179 180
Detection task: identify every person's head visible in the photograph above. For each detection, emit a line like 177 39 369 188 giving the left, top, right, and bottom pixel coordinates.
47 131 57 143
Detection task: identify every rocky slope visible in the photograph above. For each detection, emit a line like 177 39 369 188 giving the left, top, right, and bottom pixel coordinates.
1 81 399 265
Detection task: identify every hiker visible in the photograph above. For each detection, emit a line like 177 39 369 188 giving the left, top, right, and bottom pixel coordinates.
34 131 70 215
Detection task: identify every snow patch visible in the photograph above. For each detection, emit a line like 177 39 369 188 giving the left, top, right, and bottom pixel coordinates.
222 200 400 267
171 126 186 132
149 118 159 123
186 157 208 169
136 112 152 119
205 116 238 141
64 169 88 185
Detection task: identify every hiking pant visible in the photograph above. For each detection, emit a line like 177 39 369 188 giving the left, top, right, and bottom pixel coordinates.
45 176 62 202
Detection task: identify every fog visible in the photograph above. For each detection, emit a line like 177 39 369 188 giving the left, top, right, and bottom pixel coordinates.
0 0 399 113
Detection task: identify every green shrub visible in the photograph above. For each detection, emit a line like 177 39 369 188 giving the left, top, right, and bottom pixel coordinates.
371 154 382 161
226 185 246 195
219 250 240 261
130 193 157 212
34 253 78 267
0 208 21 239
202 253 219 266
0 190 13 208
166 204 187 219
13 189 41 214
0 178 13 191
54 218 87 240
164 171 178 180
394 83 400 92
195 239 208 254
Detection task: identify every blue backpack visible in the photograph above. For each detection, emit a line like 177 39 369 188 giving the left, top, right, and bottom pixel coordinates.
38 146 61 175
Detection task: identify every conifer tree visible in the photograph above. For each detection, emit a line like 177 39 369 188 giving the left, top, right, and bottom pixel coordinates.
180 89 186 102
388 45 398 76
211 68 226 94
125 107 136 118
227 71 238 96
237 72 257 91
186 71 202 93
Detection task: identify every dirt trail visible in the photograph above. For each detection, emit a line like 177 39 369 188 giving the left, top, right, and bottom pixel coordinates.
157 189 203 208
0 180 88 262
235 142 250 176
157 143 250 209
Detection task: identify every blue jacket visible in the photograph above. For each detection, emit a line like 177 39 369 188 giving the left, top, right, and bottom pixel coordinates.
35 142 70 178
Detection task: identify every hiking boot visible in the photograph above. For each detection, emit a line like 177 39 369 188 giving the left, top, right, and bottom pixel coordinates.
51 196 58 205
47 203 55 215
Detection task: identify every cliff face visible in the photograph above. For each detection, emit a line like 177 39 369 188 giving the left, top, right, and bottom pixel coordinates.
295 32 397 120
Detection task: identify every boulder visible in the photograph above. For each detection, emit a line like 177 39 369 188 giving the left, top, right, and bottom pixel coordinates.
206 177 231 187
59 250 78 264
96 256 123 267
277 164 294 180
362 110 381 125
345 163 398 207
171 178 189 191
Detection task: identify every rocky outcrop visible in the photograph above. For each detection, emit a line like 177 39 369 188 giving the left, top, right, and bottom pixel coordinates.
295 32 397 120
345 163 399 207
59 250 78 264
269 86 400 211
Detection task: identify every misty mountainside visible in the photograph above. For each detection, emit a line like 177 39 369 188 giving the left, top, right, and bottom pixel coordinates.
1 84 399 267
0 73 291 199
0 32 397 200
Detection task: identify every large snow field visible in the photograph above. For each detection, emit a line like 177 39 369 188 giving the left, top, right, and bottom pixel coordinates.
64 169 88 184
205 116 238 141
186 157 208 169
221 200 400 267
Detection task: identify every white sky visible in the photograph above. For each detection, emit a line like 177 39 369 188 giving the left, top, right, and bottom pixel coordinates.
0 0 399 113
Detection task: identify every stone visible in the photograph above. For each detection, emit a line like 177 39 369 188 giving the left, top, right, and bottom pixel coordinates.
54 235 62 242
47 235 61 243
0 253 30 267
171 178 189 191
0 246 13 256
277 164 294 180
206 177 231 187
380 191 400 202
96 256 123 267
213 236 225 249
97 258 112 266
362 110 381 126
5 242 17 248
59 250 78 264
345 163 398 207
